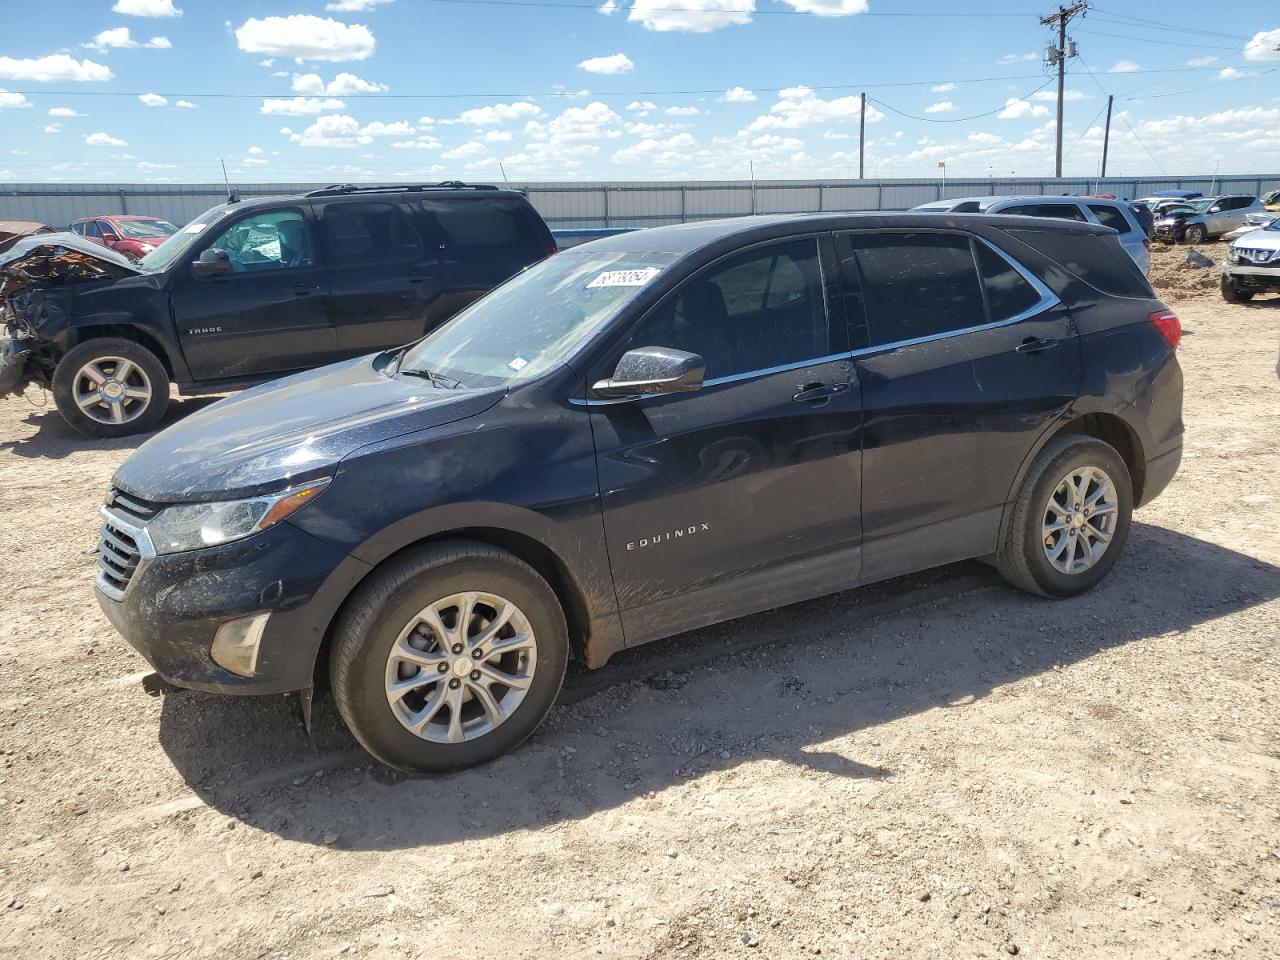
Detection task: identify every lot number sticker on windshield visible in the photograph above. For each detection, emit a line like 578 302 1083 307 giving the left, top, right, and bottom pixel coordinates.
587 268 660 289
181 222 208 234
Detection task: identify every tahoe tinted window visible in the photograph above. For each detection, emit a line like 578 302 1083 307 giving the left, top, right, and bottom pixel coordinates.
421 198 540 250
1004 228 1152 299
1000 203 1088 222
323 201 422 264
1088 204 1132 234
626 238 828 379
850 232 986 346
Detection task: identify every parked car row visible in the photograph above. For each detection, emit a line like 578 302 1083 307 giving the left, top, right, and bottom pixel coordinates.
0 182 556 437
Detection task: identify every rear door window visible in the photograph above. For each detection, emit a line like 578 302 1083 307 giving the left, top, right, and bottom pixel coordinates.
1087 204 1132 234
322 201 423 265
83 221 102 241
999 202 1089 222
420 197 542 251
974 242 1042 320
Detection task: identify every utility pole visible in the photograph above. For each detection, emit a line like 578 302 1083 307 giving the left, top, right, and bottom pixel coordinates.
1099 93 1113 178
1041 2 1088 178
858 93 866 179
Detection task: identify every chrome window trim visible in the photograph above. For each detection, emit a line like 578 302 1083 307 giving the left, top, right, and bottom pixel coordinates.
96 504 156 601
571 231 1058 405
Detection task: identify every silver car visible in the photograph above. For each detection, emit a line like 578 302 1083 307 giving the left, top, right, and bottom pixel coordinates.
912 195 1151 275
1154 195 1266 244
1221 219 1280 302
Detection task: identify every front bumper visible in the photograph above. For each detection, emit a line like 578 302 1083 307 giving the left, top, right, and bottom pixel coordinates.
94 517 361 695
1153 224 1187 242
1222 262 1280 292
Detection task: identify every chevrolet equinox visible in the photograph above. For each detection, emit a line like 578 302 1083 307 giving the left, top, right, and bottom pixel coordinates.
94 214 1184 773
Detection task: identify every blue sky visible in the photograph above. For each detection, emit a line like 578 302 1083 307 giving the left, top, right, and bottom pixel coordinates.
1 0 1278 183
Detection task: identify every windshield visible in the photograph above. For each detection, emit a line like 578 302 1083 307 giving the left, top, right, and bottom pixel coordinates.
399 249 680 388
116 219 177 239
136 204 229 272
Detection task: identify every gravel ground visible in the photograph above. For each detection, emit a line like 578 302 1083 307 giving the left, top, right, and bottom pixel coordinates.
1 270 1278 959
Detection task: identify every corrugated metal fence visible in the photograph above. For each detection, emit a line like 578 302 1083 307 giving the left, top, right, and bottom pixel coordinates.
3 175 1278 230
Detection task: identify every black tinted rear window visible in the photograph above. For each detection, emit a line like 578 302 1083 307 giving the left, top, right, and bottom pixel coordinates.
1087 204 1132 234
1004 228 1152 299
420 197 543 250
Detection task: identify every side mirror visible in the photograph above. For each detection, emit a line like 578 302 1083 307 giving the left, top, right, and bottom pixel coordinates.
100 232 118 244
1209 206 1222 214
191 247 232 279
592 346 705 399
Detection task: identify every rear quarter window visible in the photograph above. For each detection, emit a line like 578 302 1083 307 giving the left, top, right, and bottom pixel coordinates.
1003 228 1153 299
420 197 544 250
1087 204 1132 234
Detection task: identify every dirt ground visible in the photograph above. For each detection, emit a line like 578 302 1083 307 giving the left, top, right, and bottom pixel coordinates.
1 255 1278 960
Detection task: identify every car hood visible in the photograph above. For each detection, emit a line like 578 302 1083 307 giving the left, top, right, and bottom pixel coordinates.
111 354 506 503
1231 229 1280 252
0 232 143 296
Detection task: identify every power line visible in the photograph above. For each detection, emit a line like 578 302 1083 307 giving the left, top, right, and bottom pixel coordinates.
1087 7 1251 41
1075 28 1239 51
1117 113 1166 176
406 0 1032 15
1142 65 1277 100
1061 100 1109 162
869 78 1055 123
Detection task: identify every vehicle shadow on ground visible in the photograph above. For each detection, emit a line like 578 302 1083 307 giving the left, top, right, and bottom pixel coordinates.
155 522 1279 850
0 393 220 460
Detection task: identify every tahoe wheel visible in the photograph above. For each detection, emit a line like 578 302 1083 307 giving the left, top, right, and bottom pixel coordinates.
1220 276 1254 303
330 541 569 773
52 337 170 438
996 434 1133 598
1184 224 1206 244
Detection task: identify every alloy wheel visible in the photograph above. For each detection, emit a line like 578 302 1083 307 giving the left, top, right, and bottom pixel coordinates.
1041 465 1119 575
384 591 537 744
73 356 152 425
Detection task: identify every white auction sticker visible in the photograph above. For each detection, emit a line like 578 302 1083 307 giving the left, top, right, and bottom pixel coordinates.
506 356 529 371
587 267 660 289
181 222 208 234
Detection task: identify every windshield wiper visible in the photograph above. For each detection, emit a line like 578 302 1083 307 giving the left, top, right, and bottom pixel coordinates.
400 366 463 389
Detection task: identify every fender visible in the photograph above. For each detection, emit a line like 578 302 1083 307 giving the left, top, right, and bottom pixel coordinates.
67 296 195 384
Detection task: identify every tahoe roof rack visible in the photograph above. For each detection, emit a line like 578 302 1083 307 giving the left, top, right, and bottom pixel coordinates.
305 181 501 198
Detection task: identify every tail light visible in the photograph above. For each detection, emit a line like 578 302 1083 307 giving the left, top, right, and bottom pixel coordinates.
545 242 559 257
1150 308 1181 350
1143 238 1152 253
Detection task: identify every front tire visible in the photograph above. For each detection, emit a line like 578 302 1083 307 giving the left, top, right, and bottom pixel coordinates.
330 541 569 773
1185 224 1206 244
52 337 170 438
1220 276 1254 303
997 434 1133 598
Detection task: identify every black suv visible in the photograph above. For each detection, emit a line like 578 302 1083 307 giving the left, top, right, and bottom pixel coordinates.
0 183 555 437
95 214 1184 773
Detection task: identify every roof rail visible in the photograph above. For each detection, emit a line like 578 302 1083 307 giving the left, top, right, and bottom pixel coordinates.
304 181 501 198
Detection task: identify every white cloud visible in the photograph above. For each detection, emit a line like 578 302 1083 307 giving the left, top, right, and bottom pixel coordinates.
325 0 394 10
442 140 489 160
629 0 754 33
777 0 868 14
261 96 347 116
722 86 756 103
746 86 883 132
138 93 168 107
146 36 172 49
1031 89 1087 102
924 100 955 114
83 27 138 52
599 0 618 12
48 107 85 117
1243 28 1280 61
241 157 268 166
578 53 634 75
287 114 369 148
247 146 264 155
0 90 33 109
43 123 61 133
665 105 700 116
1218 67 1243 80
391 136 441 150
822 129 851 140
1109 60 1141 73
85 131 127 146
293 71 387 95
359 120 414 137
612 131 699 167
235 16 376 63
1186 56 1218 68
626 100 657 112
112 0 182 16
457 101 542 125
997 97 1049 120
483 130 512 142
0 55 113 83
998 52 1037 65
175 99 195 109
931 82 956 93
526 101 623 144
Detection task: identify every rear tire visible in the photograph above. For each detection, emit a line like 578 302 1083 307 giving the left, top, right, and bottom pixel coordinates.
330 541 569 774
52 337 170 438
996 434 1133 599
1185 224 1206 244
1220 276 1254 303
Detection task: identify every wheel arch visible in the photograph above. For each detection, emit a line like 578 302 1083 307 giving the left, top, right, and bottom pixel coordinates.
68 323 179 380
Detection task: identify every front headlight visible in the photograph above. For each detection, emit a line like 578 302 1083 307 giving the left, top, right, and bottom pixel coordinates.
148 479 330 555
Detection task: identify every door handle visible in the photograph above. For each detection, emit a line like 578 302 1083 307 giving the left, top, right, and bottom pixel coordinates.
1015 336 1058 354
792 382 850 403
292 282 316 296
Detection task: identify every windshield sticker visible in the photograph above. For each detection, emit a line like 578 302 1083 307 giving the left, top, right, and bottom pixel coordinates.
587 267 661 289
181 222 208 234
507 356 529 372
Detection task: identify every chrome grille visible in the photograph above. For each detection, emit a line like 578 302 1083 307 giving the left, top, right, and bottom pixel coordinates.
97 488 159 598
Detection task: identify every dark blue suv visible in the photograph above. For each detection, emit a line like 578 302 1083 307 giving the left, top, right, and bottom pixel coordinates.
95 214 1184 773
